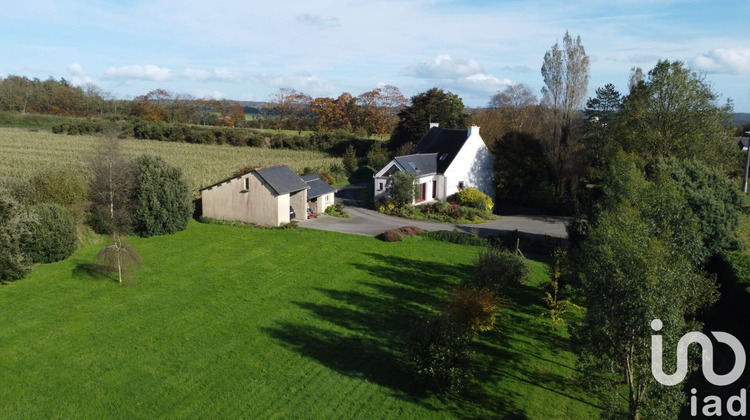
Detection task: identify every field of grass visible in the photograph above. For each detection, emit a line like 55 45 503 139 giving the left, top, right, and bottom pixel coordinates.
0 111 82 130
0 222 599 418
0 128 342 191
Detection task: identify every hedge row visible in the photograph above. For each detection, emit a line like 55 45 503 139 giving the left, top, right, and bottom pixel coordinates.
51 118 375 156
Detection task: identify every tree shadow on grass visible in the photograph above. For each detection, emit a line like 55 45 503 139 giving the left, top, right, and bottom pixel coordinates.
71 262 119 283
262 252 526 418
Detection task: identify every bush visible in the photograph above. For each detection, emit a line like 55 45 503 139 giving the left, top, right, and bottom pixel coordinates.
323 203 350 218
717 250 750 292
131 155 193 237
446 287 499 335
378 228 404 242
454 187 494 214
406 316 473 394
0 191 33 283
27 169 89 225
424 230 489 246
23 203 77 264
396 226 423 236
389 171 420 206
471 246 530 292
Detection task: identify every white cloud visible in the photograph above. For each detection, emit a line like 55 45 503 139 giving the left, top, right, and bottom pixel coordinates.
296 13 340 28
461 73 513 93
693 47 750 75
182 67 242 83
404 55 512 95
67 63 95 85
407 54 484 79
262 72 333 94
104 64 173 81
194 89 226 100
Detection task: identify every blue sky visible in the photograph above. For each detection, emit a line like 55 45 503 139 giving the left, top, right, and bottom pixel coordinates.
3 0 750 111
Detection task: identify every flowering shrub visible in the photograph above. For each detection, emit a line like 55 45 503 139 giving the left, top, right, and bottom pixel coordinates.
454 187 494 214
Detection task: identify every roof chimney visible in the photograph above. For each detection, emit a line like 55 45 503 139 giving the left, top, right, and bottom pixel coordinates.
468 125 480 136
429 122 439 129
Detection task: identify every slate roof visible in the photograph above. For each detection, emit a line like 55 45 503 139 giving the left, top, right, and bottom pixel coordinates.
301 174 336 199
409 127 469 173
393 154 438 175
256 165 310 195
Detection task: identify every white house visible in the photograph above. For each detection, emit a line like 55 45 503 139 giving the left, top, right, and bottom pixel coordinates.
374 124 494 205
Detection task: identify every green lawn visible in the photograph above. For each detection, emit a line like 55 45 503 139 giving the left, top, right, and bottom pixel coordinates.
0 222 599 418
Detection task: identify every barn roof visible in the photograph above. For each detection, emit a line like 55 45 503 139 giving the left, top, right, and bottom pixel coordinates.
301 174 336 199
256 165 310 195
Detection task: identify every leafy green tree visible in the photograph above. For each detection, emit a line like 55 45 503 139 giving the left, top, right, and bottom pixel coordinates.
342 145 358 175
570 153 719 419
389 88 467 154
0 191 33 283
583 83 623 175
618 60 735 171
492 131 556 208
23 203 77 264
132 155 192 237
366 141 390 169
387 171 420 206
656 158 742 260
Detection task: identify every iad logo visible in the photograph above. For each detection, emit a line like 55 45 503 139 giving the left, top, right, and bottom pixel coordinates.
651 319 747 417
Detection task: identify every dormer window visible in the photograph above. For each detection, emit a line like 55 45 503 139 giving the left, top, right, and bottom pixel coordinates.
408 162 418 172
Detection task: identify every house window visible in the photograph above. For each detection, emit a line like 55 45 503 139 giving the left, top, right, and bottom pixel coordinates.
325 194 330 203
244 178 250 190
378 182 384 191
418 183 427 202
432 180 437 199
458 181 465 190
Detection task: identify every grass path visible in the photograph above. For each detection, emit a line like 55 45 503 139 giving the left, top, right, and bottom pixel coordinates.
0 222 598 418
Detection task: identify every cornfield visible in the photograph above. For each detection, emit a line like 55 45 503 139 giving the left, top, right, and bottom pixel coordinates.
0 128 342 191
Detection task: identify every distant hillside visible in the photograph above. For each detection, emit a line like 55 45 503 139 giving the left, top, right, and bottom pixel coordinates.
734 113 750 127
237 101 268 116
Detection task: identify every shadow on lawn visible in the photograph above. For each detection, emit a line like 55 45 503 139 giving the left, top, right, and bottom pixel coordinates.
72 262 117 283
262 253 527 418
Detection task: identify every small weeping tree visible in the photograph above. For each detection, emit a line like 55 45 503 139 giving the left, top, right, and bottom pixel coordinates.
95 236 141 284
88 129 141 284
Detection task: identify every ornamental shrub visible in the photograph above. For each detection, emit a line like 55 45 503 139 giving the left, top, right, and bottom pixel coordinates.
471 246 530 293
0 191 33 283
131 155 192 237
23 203 77 264
378 228 404 242
455 187 494 214
446 287 500 335
28 169 89 225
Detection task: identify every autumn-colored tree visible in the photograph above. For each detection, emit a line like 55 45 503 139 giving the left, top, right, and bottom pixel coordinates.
268 88 312 133
311 96 350 131
133 89 171 122
214 100 245 127
356 85 407 137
